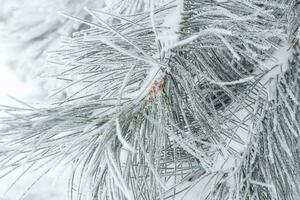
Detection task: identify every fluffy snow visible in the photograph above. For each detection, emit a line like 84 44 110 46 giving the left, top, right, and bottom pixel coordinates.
261 41 291 100
158 0 183 56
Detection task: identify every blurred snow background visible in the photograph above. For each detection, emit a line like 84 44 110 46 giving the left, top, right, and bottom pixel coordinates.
0 33 66 200
0 1 71 198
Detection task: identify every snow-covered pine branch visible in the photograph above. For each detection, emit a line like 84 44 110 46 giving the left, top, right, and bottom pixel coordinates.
0 0 300 200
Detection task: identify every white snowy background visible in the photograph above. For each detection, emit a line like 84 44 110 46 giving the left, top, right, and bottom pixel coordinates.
0 46 67 199
0 0 75 198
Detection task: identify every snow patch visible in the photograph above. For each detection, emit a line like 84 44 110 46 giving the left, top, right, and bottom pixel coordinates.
158 0 183 57
261 41 291 100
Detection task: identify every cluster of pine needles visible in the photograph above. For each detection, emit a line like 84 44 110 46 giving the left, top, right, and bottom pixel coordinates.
1 0 300 199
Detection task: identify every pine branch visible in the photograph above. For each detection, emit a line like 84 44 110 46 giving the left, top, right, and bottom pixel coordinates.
0 0 300 200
